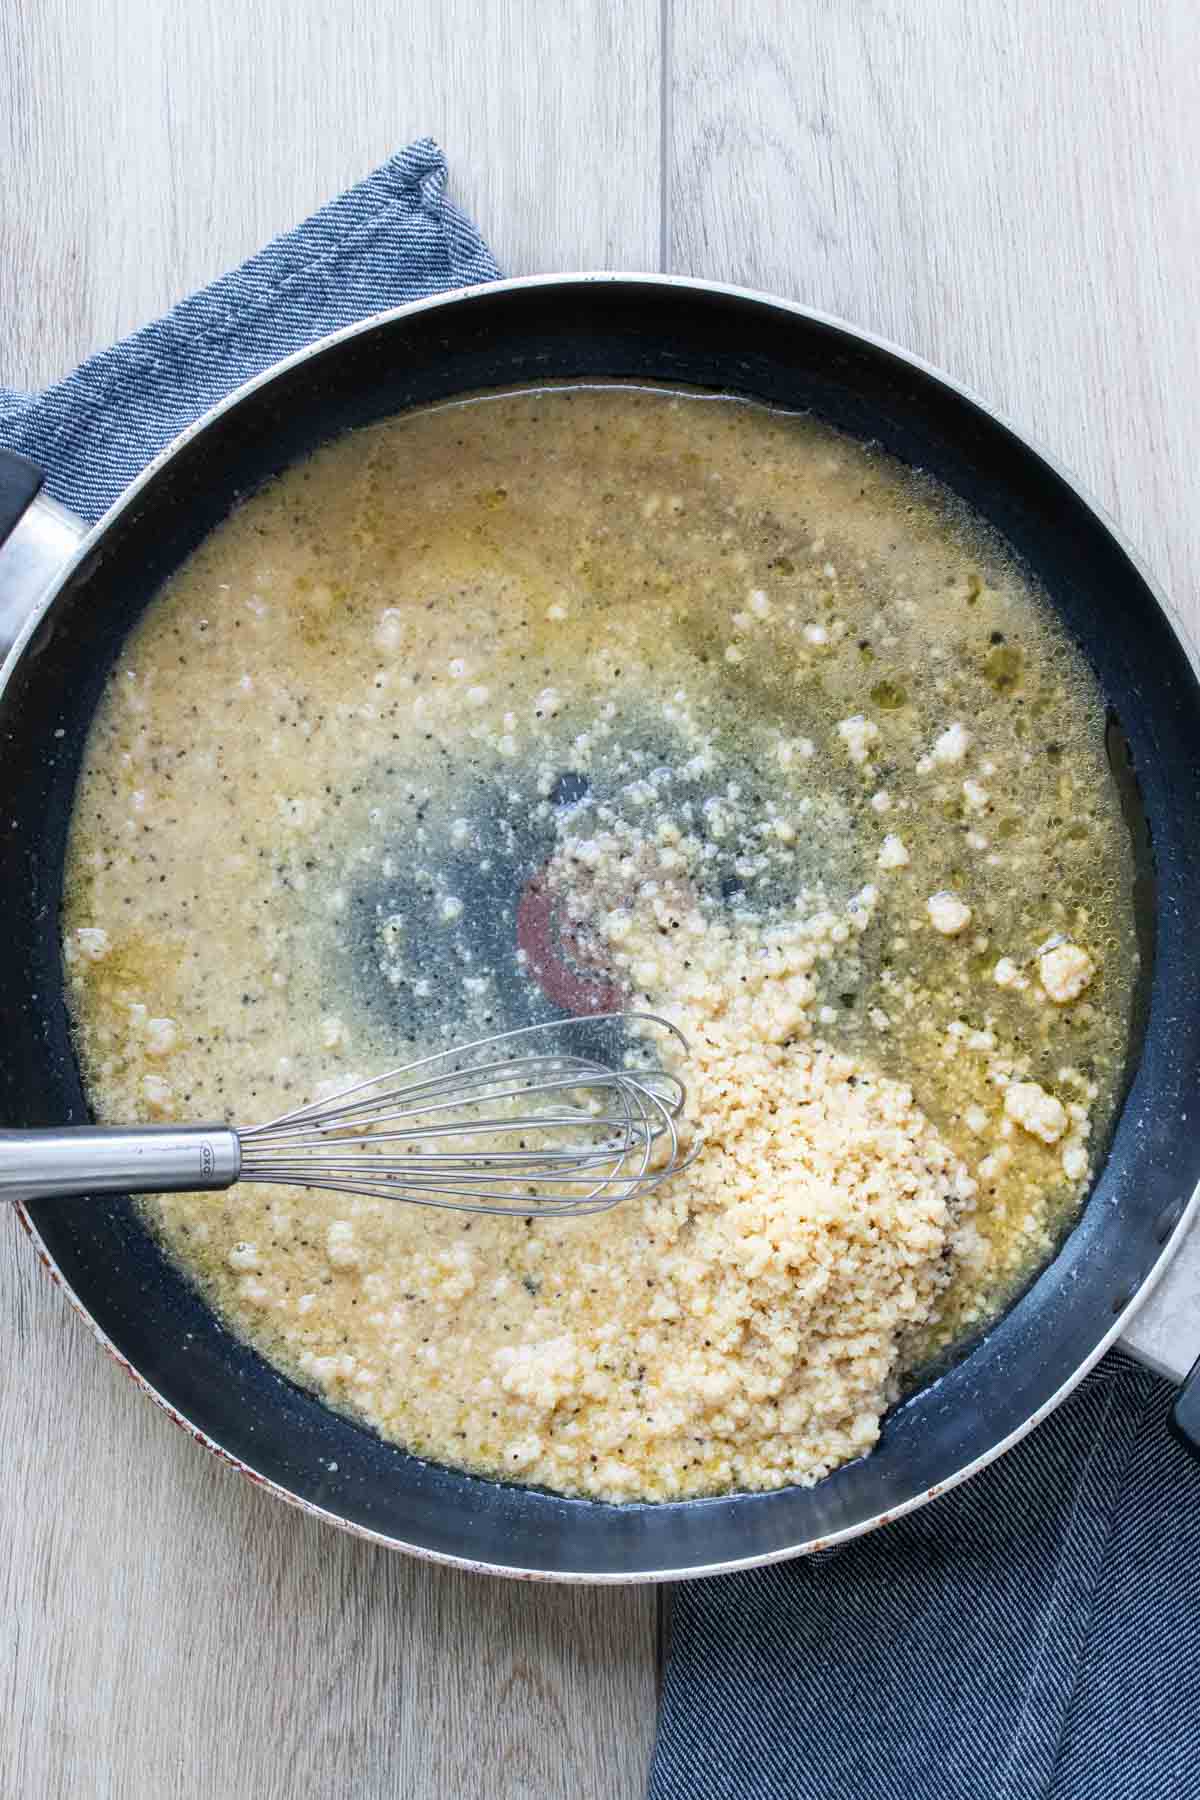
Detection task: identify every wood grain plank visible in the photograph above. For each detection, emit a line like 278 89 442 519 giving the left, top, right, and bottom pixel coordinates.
0 0 661 388
0 2 661 1796
668 0 1200 619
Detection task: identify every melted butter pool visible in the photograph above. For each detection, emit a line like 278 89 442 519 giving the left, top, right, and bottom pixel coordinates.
60 383 1140 1491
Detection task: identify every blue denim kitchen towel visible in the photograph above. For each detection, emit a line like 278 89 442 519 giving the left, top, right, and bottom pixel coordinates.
1 136 1188 1800
652 1352 1190 1800
0 137 499 520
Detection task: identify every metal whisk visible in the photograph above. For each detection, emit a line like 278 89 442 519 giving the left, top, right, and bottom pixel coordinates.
0 1014 690 1218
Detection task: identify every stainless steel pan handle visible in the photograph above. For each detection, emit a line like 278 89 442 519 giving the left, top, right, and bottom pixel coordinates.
0 450 88 665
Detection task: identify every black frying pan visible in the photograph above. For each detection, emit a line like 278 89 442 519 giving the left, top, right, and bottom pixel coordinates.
3 275 1200 1581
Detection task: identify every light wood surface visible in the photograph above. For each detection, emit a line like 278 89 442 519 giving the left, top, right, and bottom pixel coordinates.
2 3 1198 1796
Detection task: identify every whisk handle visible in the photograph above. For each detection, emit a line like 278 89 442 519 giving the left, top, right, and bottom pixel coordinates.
0 1126 241 1203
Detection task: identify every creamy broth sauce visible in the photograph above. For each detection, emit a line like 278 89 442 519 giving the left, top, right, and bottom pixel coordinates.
62 385 1138 1499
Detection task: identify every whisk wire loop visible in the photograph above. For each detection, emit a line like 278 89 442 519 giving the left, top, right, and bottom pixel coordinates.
237 1013 690 1217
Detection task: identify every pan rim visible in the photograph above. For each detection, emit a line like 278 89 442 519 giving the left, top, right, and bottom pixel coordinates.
7 270 1197 1580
